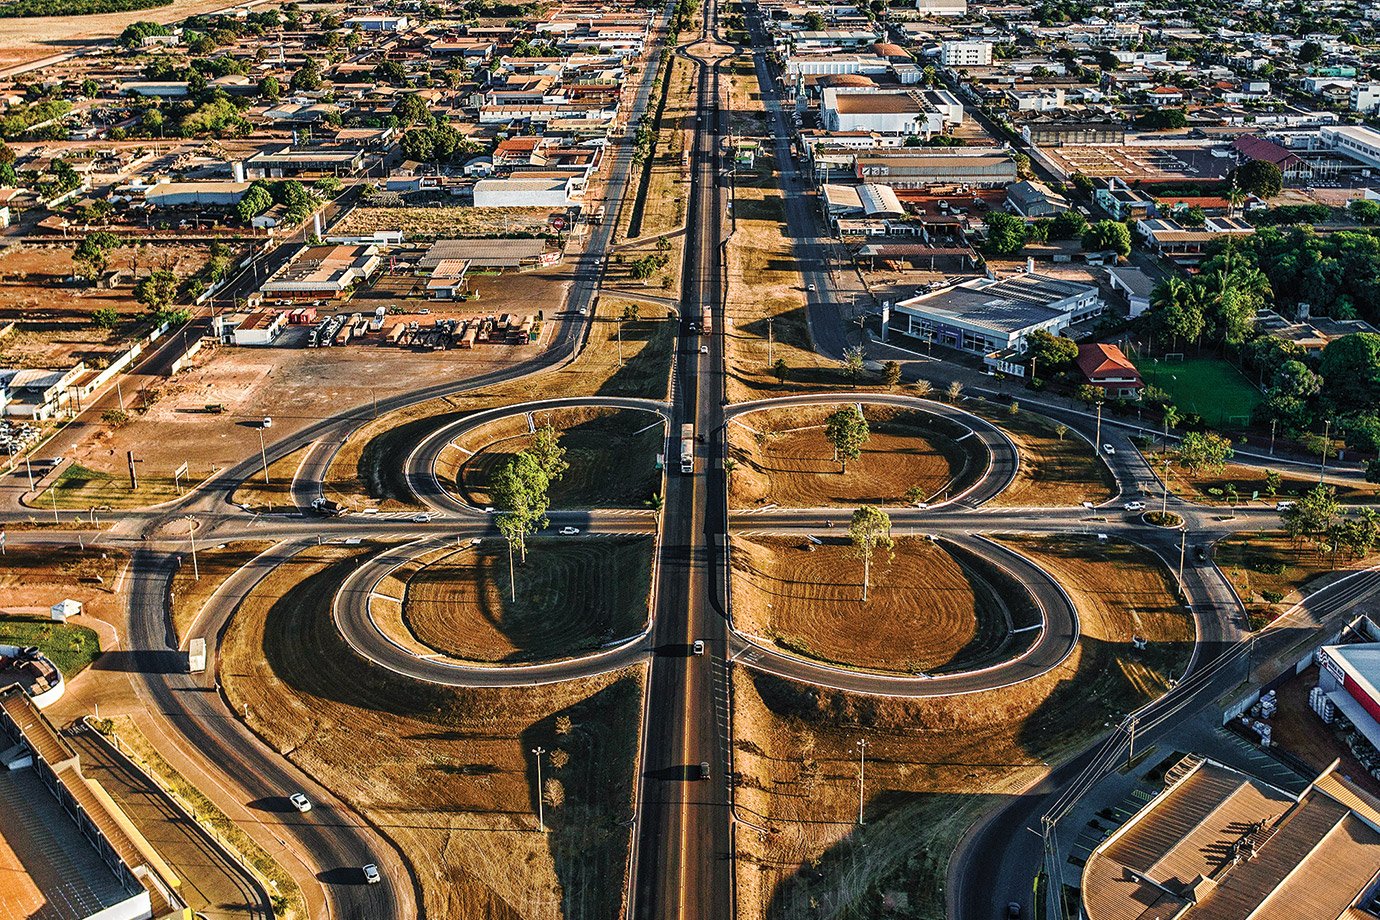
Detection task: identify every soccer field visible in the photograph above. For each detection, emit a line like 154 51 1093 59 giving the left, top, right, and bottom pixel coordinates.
1139 355 1263 426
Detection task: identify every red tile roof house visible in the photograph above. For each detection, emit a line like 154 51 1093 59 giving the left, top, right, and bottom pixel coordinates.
1077 342 1144 399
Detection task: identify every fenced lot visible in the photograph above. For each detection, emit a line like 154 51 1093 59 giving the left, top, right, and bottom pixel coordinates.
1138 355 1262 426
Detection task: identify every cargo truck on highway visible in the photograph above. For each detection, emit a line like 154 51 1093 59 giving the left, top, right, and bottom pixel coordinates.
680 423 694 474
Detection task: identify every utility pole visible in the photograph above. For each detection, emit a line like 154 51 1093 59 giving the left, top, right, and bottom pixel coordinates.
767 316 773 365
257 427 270 486
50 487 58 524
116 378 125 412
1127 716 1140 767
855 737 868 825
1177 527 1187 592
185 516 199 580
1269 418 1276 456
1319 418 1331 483
127 450 139 491
1161 456 1172 517
1094 400 1103 452
532 746 547 832
23 454 33 492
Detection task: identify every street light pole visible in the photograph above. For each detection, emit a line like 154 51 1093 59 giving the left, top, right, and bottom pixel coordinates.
1319 418 1331 483
855 738 868 825
1094 400 1103 452
185 516 199 580
1177 527 1186 592
257 427 270 486
532 746 547 832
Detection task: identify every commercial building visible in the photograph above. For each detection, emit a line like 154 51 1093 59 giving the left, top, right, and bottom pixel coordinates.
1231 134 1312 181
0 687 189 920
1320 124 1380 168
1354 83 1380 114
1005 179 1070 217
939 41 993 67
821 89 945 136
471 176 584 207
1080 755 1380 920
244 147 365 179
822 182 906 220
260 244 380 300
1076 342 1143 399
855 147 1018 188
418 238 553 270
1318 643 1380 753
915 0 966 16
888 271 1102 354
1021 120 1127 148
143 181 251 208
0 644 64 708
1107 265 1154 317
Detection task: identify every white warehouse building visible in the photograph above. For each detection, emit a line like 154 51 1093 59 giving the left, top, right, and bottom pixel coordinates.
472 176 584 208
821 88 948 136
1320 124 1380 167
888 272 1102 354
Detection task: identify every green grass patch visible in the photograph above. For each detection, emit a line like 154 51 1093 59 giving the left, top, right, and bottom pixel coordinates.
1138 355 1262 427
46 462 186 510
0 615 100 677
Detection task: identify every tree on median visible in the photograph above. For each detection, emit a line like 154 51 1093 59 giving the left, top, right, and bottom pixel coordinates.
531 422 568 482
1177 430 1234 475
824 405 870 473
849 505 893 603
491 451 551 598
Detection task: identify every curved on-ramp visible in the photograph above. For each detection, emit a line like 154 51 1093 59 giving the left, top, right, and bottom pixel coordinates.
722 392 1020 509
403 396 673 516
332 536 653 687
725 533 1080 697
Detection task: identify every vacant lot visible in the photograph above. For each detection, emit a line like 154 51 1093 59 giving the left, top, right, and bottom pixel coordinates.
327 295 674 509
733 535 1193 919
221 545 645 920
330 206 561 240
0 614 100 676
456 407 664 510
727 405 968 508
982 405 1116 507
732 536 1031 674
0 544 126 623
401 536 653 663
1215 531 1378 627
1138 355 1262 427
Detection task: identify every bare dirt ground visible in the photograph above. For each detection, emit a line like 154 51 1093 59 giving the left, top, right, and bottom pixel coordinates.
220 544 644 920
731 535 1024 674
1270 664 1380 798
0 544 127 625
727 404 966 508
0 0 236 72
400 536 653 663
732 534 1193 919
456 406 665 510
0 243 218 369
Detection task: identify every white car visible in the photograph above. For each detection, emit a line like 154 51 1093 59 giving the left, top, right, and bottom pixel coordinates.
262 416 273 430
700 345 709 354
1275 500 1296 512
1124 501 1146 512
362 864 381 885
693 640 705 656
289 793 311 813
559 526 580 535
806 283 816 292
913 502 930 510
411 513 432 523
1102 444 1116 455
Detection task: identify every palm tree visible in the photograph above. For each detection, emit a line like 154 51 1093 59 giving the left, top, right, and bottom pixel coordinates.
645 492 664 519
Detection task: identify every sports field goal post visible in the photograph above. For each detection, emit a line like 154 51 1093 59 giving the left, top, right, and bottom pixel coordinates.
1163 352 1185 363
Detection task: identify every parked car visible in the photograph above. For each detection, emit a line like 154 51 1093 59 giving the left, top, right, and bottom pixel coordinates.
362 864 381 885
289 793 311 813
262 416 273 429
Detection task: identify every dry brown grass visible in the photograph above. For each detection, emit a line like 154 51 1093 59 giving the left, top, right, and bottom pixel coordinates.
330 206 560 240
731 536 1020 674
0 544 126 622
456 407 665 510
230 447 309 514
400 537 653 663
220 544 645 920
727 405 964 508
732 534 1193 919
325 295 674 509
169 540 274 644
981 406 1117 507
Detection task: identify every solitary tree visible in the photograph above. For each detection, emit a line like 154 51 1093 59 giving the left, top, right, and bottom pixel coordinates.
842 345 866 385
1178 430 1234 475
913 378 933 399
531 423 568 482
135 269 179 315
1054 423 1068 441
849 505 893 602
946 380 963 403
645 491 664 519
491 451 551 598
882 360 902 389
824 406 870 472
73 231 119 284
772 358 788 384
